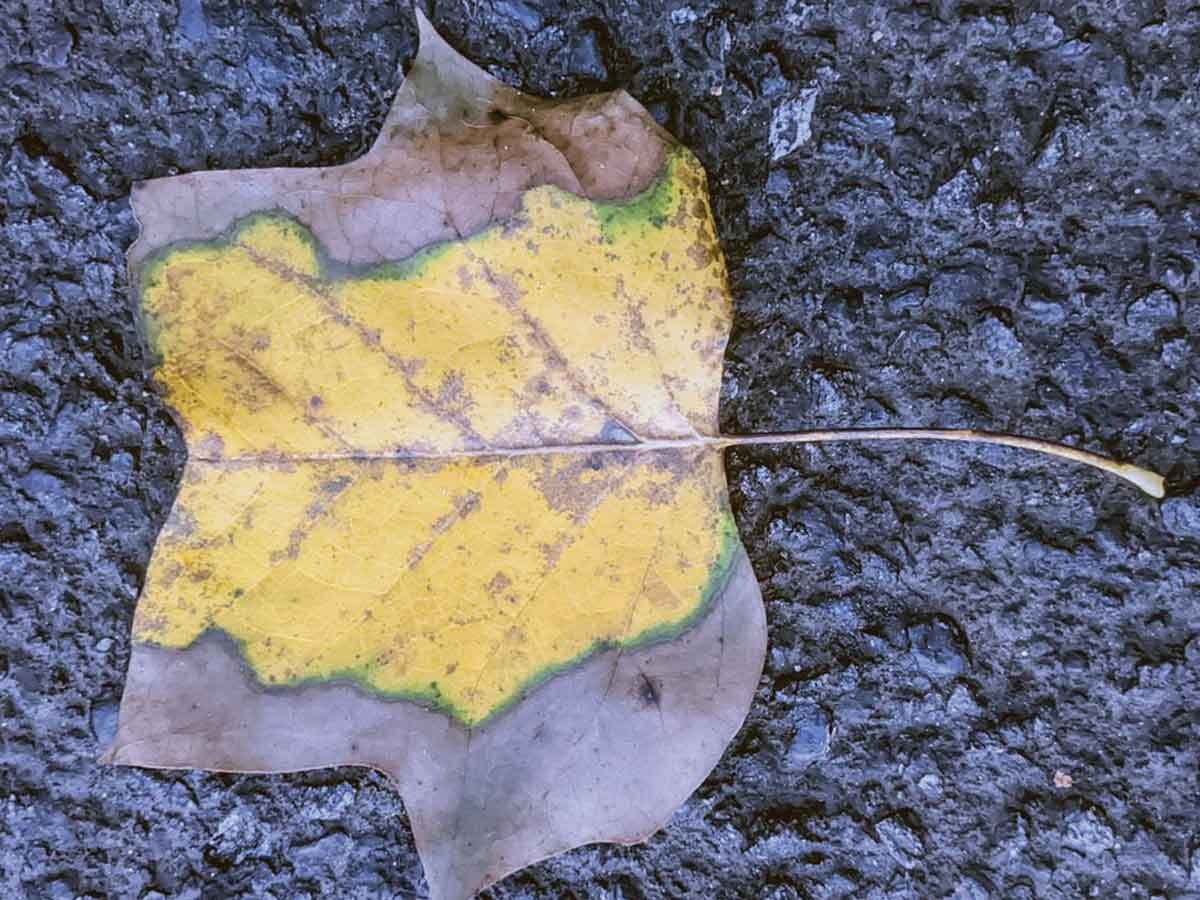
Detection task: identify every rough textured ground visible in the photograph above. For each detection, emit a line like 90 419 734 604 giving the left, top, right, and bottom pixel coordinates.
2 1 1199 897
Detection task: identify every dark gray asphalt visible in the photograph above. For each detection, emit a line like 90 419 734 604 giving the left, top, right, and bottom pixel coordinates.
2 2 1198 897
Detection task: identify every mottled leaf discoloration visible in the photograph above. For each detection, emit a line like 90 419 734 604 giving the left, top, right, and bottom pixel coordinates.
130 145 738 725
137 449 738 724
139 150 726 460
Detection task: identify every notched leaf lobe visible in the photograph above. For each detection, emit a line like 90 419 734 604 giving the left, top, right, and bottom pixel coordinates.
107 11 767 900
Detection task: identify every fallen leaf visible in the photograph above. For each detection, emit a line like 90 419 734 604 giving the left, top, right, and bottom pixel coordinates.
102 10 1164 899
106 14 764 899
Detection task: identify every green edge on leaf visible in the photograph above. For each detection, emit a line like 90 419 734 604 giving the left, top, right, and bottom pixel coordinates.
592 151 686 244
134 148 695 361
141 511 741 728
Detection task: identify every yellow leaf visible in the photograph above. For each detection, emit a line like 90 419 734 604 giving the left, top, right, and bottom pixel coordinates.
133 146 738 726
106 12 768 900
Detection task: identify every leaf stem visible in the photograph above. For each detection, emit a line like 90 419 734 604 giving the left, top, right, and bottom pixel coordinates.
716 428 1164 498
197 428 1164 498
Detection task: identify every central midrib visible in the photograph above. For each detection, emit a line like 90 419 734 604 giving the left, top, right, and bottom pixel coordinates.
188 427 1163 497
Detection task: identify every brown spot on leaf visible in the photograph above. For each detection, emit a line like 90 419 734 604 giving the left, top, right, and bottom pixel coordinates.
687 241 715 269
485 572 512 596
319 476 352 497
164 508 199 543
152 560 185 591
132 610 169 636
408 490 483 569
530 453 632 521
269 475 357 564
640 480 678 507
194 432 225 461
618 287 654 355
635 671 663 709
436 371 476 418
537 535 571 568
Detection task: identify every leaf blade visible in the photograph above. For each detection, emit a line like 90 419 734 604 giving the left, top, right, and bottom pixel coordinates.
109 11 767 900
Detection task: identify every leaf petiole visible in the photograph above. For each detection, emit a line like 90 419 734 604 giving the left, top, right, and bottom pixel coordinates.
202 429 1165 498
715 428 1165 498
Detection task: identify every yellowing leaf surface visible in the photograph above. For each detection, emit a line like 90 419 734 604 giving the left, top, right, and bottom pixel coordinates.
134 151 737 725
141 450 736 724
143 153 725 458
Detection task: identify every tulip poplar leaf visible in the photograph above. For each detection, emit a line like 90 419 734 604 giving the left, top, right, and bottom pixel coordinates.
105 13 766 900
